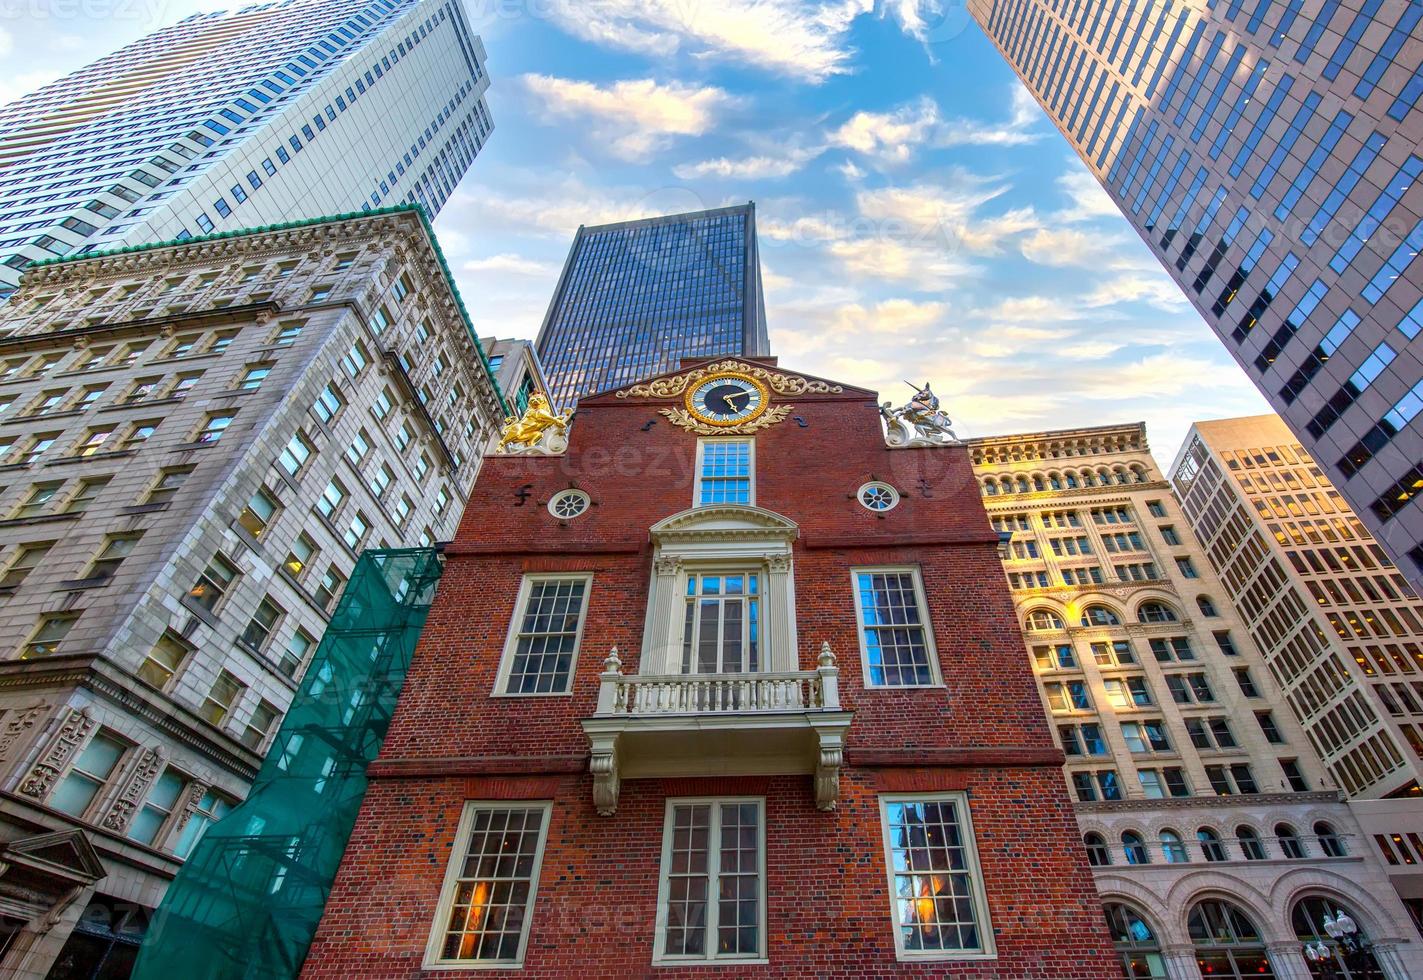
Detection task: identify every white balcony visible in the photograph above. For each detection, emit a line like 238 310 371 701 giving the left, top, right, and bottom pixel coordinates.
581 643 853 816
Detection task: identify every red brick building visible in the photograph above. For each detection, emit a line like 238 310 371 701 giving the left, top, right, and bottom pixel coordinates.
303 358 1117 977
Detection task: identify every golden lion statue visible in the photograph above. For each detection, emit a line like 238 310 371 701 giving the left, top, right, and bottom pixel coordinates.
497 392 571 453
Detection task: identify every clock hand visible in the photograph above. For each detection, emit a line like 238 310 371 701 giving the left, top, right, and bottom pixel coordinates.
724 389 750 406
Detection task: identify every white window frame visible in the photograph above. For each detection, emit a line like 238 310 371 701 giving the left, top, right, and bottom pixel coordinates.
678 565 765 674
652 796 767 966
878 791 996 962
850 565 943 689
423 800 552 970
492 573 593 697
693 438 755 507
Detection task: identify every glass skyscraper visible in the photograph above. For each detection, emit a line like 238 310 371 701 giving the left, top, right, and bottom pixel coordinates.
534 203 771 407
0 0 493 297
969 0 1423 590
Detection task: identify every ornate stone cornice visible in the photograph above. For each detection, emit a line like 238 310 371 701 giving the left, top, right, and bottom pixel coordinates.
0 653 260 779
1075 790 1342 814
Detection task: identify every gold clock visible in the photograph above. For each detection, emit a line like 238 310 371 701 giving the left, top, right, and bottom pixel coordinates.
684 372 771 427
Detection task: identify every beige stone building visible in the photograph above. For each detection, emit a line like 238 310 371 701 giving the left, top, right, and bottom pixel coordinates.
0 206 506 977
969 422 1421 978
1173 414 1423 930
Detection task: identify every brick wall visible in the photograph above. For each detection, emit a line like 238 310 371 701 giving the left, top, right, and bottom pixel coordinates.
304 360 1118 975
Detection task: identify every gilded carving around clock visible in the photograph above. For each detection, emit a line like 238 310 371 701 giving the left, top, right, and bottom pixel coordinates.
684 372 770 427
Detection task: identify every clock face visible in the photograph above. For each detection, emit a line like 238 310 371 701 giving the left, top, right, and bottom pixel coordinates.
685 373 769 426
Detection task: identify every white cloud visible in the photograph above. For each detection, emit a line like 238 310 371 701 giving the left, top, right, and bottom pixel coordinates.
828 97 939 164
854 176 1039 256
827 86 1043 164
673 146 822 180
462 254 562 278
1081 274 1189 311
827 236 975 288
537 0 875 82
1019 227 1107 267
1054 167 1122 223
0 27 12 57
520 74 733 160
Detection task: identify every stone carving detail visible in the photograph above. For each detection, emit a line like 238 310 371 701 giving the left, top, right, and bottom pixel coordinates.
766 554 793 573
616 359 843 399
101 746 165 832
19 708 96 800
590 747 620 818
171 780 211 834
496 392 571 456
658 403 794 436
654 557 683 576
880 382 960 448
0 702 48 765
814 743 844 811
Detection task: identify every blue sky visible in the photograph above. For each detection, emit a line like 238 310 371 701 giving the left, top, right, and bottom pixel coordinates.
0 0 1272 456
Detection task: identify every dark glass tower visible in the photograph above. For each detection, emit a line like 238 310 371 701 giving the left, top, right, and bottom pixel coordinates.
535 203 770 407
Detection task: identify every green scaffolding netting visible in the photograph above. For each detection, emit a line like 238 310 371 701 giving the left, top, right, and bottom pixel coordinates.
132 547 443 980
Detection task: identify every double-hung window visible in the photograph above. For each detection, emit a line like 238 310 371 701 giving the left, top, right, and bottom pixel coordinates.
496 574 590 695
879 793 994 960
682 571 759 673
426 802 550 967
695 439 753 505
852 567 939 687
654 797 765 964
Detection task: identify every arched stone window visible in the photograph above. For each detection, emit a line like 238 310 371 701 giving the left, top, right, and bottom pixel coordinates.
1048 472 1063 490
1081 470 1097 487
1084 832 1110 866
1188 900 1273 979
1016 476 1030 494
1026 609 1065 631
1032 474 1046 492
1160 829 1188 863
1276 823 1307 859
1102 902 1166 979
1197 827 1227 862
1314 821 1347 857
1121 830 1149 865
1197 596 1218 617
1081 604 1122 627
1063 472 1079 489
983 480 998 496
1137 601 1177 623
1293 898 1383 978
1237 825 1266 860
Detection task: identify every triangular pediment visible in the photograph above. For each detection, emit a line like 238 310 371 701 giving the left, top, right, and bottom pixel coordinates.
4 830 106 882
650 505 799 543
581 358 875 405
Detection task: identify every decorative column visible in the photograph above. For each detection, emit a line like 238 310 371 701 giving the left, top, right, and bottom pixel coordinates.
1161 944 1199 980
1371 942 1413 980
1264 941 1315 980
101 747 165 833
18 708 95 801
644 557 683 673
764 553 795 672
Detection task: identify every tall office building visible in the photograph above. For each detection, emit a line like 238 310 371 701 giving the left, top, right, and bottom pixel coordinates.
969 423 1422 976
1173 413 1423 921
0 207 506 978
969 1 1423 590
534 204 770 407
0 0 494 297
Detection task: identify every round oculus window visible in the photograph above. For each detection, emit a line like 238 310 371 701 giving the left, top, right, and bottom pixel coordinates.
857 482 899 512
548 489 590 519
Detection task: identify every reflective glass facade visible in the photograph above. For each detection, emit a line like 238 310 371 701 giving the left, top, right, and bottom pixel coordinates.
535 204 770 407
970 0 1423 591
0 0 492 296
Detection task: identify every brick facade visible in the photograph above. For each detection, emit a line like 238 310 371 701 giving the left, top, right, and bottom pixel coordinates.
305 358 1118 976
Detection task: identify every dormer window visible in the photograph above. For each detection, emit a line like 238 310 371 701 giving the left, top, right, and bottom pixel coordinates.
695 439 753 506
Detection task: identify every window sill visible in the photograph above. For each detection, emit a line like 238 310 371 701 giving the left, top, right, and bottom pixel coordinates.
4 409 84 425
118 502 171 516
652 959 769 968
0 511 82 529
100 396 182 412
56 575 114 590
169 440 222 451
46 449 138 466
180 595 221 629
